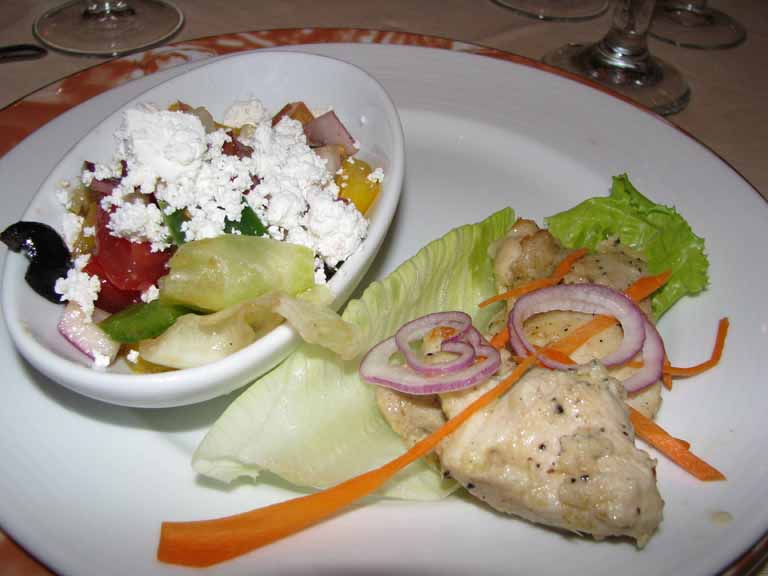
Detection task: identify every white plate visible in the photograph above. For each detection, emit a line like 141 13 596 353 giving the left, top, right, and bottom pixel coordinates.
1 50 404 408
1 44 766 575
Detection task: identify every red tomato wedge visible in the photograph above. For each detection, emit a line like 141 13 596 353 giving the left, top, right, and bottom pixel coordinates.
93 206 174 292
82 257 141 313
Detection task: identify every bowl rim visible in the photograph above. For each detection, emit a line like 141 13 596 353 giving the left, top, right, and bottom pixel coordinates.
1 49 405 407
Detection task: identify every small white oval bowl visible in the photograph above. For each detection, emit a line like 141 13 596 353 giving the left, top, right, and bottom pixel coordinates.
1 50 404 408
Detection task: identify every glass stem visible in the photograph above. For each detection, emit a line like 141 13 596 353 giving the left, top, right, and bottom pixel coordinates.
592 0 656 72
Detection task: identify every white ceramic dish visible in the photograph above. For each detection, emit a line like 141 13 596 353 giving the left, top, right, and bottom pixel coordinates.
0 44 766 576
0 50 404 408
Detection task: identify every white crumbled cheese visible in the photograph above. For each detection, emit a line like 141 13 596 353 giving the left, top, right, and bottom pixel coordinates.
82 162 121 186
92 352 111 370
367 167 385 183
126 349 140 363
304 187 368 269
222 98 269 128
61 212 84 250
141 285 160 303
108 200 170 252
74 98 376 284
54 255 100 318
83 226 95 238
56 185 73 210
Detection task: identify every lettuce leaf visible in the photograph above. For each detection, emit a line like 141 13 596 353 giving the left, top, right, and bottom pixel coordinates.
159 235 315 312
140 286 363 369
192 208 514 499
545 174 708 319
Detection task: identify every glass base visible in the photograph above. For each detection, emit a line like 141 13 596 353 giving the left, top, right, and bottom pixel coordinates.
492 0 609 21
33 0 183 57
543 42 690 116
650 4 746 50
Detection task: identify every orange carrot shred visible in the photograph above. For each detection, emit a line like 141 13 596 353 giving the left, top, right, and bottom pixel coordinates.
624 270 672 302
628 407 725 481
157 355 539 567
666 318 729 377
662 356 673 390
478 248 588 308
490 326 509 350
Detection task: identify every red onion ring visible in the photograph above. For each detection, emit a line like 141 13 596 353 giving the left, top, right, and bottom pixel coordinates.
395 312 473 375
622 319 666 393
359 313 501 395
508 283 647 371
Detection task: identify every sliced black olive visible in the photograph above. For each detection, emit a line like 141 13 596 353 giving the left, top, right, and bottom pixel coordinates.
1 221 71 304
324 260 343 281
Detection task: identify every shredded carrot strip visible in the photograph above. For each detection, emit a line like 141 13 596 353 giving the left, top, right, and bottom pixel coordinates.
665 318 729 377
628 407 725 481
157 356 538 567
624 270 672 302
662 356 673 390
490 326 509 350
478 248 588 308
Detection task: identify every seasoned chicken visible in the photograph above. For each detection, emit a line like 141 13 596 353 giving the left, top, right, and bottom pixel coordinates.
375 217 666 545
438 363 663 546
491 219 662 419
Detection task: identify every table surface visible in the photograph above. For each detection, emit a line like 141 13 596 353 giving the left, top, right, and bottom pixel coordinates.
1 1 766 574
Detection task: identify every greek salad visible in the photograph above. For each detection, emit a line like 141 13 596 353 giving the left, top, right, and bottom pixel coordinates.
1 98 384 371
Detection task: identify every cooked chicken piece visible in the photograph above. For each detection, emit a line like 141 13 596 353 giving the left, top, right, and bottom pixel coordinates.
437 363 663 546
376 387 444 449
493 219 662 419
375 216 668 545
491 219 565 287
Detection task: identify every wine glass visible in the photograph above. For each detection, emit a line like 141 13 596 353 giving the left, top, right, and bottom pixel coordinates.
493 0 610 21
650 1 746 50
542 0 690 116
33 0 183 57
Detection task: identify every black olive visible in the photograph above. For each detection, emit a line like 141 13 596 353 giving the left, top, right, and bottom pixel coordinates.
324 260 343 281
1 221 71 304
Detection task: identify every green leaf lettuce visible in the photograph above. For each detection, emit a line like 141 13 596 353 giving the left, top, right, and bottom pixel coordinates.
192 208 514 500
545 174 708 319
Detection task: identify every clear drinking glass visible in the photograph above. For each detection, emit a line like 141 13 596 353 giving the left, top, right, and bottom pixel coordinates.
650 0 746 49
542 0 690 116
493 0 610 21
33 0 183 57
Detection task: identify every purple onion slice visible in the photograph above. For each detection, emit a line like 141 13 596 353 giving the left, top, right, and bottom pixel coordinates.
359 313 501 395
508 283 647 371
395 311 473 375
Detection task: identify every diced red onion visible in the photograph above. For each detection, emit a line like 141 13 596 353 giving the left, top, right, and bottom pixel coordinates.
314 145 344 176
508 283 647 371
359 313 500 395
304 111 357 157
58 302 120 366
89 178 119 196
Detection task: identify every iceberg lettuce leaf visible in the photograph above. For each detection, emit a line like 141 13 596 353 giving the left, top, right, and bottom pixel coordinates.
545 174 708 319
192 208 514 500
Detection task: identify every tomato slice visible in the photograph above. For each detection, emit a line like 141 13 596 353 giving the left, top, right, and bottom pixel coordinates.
93 206 174 292
83 258 142 313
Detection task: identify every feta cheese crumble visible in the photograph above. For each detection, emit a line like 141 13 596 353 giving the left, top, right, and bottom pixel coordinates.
72 97 378 284
54 255 100 318
141 285 160 303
